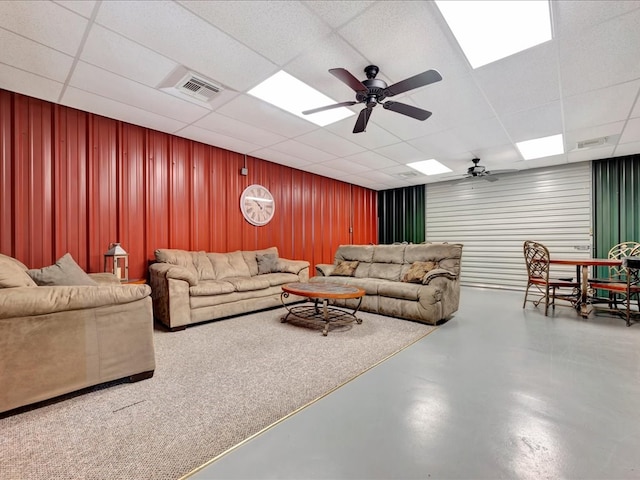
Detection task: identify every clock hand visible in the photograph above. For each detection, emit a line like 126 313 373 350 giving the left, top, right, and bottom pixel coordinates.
254 200 264 210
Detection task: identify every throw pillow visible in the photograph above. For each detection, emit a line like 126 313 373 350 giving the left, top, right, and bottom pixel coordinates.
27 253 98 286
402 261 438 283
0 260 37 288
256 253 279 274
330 260 359 277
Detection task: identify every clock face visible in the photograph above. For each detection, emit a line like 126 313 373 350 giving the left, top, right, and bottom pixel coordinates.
240 184 275 226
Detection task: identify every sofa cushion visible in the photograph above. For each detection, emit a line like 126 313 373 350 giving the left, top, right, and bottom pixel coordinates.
331 260 359 276
369 262 403 281
27 253 98 286
378 281 422 301
243 247 279 276
189 280 236 296
335 245 374 263
260 272 300 287
192 251 217 280
257 253 279 274
0 253 29 270
0 259 37 288
372 244 406 263
155 249 199 279
208 251 251 279
224 276 271 292
402 261 438 283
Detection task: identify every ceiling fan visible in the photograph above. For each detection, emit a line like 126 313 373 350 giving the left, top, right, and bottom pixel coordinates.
463 158 518 182
302 65 442 133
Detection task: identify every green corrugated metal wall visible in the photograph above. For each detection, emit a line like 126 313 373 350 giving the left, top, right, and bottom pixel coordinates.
593 155 640 278
378 185 425 244
593 155 640 257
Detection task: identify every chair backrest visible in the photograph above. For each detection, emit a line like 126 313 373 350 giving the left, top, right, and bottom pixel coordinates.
608 242 640 279
621 256 640 288
523 240 550 281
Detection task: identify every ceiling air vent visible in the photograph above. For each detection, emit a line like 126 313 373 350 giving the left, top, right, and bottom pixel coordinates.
576 136 607 150
176 74 222 102
396 171 419 178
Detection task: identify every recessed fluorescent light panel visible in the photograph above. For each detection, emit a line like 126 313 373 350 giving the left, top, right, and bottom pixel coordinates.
516 134 564 160
435 0 552 68
248 70 354 127
407 159 453 175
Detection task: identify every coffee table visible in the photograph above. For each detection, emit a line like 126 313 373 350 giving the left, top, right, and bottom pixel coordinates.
280 282 365 336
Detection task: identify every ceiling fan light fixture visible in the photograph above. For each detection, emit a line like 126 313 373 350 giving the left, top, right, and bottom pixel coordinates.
407 159 452 175
516 134 564 160
248 70 353 127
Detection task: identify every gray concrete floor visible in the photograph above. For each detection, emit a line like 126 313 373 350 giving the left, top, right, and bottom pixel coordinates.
188 286 640 479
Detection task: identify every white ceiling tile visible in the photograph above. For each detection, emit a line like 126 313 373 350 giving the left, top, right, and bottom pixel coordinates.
193 112 286 147
565 121 625 149
62 87 188 134
568 146 615 163
295 129 366 157
303 164 347 180
558 8 640 97
70 62 210 123
614 140 640 157
95 1 277 92
631 98 640 118
268 139 336 163
216 95 317 137
563 80 640 132
376 142 428 163
501 101 563 142
552 1 640 39
0 29 73 82
180 1 331 66
326 117 401 149
54 1 97 18
318 158 369 174
249 148 313 170
474 42 561 115
302 1 375 29
0 63 63 103
0 1 87 55
178 125 262 154
410 75 495 133
81 25 178 87
620 117 640 144
343 151 399 169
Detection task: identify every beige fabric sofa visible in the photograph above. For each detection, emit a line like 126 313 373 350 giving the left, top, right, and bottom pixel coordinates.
149 247 310 330
0 254 156 414
310 243 463 325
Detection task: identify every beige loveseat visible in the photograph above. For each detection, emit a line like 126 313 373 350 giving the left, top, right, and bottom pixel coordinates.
0 254 156 414
149 247 310 330
310 243 463 325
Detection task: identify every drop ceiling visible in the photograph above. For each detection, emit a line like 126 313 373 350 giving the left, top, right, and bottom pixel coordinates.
1 0 639 190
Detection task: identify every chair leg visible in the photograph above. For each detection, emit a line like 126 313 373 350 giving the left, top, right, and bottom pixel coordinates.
523 283 530 309
544 286 550 316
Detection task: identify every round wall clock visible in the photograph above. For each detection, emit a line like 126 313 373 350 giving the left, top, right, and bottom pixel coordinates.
240 184 275 226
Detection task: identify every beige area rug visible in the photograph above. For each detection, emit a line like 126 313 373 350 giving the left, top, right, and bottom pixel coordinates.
0 307 436 480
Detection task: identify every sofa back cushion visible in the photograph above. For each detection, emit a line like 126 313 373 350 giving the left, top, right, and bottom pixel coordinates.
192 251 217 280
155 249 199 278
0 254 37 288
208 251 251 279
405 243 462 275
243 247 278 276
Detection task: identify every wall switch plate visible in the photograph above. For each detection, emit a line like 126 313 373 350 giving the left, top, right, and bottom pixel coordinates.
240 167 248 176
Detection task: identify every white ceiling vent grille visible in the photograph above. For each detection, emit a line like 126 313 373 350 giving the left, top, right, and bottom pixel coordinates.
395 171 419 178
176 74 222 102
576 136 607 150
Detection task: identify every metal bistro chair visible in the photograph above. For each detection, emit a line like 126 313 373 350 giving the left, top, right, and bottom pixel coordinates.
523 241 580 316
589 256 640 326
589 241 640 307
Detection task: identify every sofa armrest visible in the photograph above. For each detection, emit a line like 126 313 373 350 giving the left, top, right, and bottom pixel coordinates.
315 264 335 277
149 263 198 286
277 258 310 275
422 268 458 285
0 285 151 319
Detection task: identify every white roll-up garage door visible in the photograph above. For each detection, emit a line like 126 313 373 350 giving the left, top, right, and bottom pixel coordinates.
425 162 592 290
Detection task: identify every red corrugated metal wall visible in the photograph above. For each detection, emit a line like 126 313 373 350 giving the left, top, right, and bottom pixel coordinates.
0 89 378 279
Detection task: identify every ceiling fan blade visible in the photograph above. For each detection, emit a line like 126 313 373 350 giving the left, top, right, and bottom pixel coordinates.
353 107 372 133
329 68 368 93
302 101 358 115
385 69 442 96
383 101 432 121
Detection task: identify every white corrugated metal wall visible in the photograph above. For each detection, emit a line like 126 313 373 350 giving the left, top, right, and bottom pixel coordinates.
425 162 592 290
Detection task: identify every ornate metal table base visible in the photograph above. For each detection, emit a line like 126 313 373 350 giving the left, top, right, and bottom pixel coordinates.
280 283 365 336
